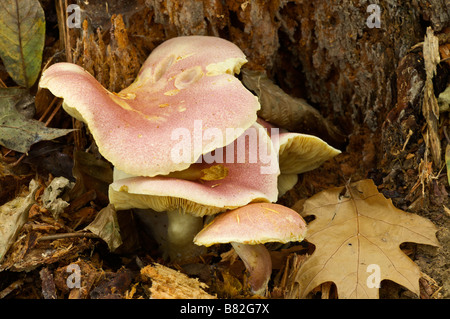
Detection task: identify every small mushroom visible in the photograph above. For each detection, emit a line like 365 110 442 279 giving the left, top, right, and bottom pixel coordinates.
257 118 341 196
275 131 341 174
39 36 260 177
109 123 279 261
275 131 341 196
194 202 307 296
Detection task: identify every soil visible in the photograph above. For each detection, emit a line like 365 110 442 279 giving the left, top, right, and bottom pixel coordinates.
0 0 449 299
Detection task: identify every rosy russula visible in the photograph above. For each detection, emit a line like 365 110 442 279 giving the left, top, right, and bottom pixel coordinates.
257 118 341 197
109 122 280 261
39 36 260 177
194 202 307 296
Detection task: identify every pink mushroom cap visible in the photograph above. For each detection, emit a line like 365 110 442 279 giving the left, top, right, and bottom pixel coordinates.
194 202 307 295
108 123 280 217
39 36 260 177
194 202 307 246
256 117 341 196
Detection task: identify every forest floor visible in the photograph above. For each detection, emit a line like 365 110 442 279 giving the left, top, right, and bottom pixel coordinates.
0 0 449 300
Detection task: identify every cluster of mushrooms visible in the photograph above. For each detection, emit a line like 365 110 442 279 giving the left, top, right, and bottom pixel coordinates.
39 36 340 295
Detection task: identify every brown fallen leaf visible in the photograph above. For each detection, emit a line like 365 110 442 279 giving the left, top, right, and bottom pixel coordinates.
290 179 439 299
0 179 39 263
0 160 33 206
241 68 346 147
70 150 113 207
84 204 122 252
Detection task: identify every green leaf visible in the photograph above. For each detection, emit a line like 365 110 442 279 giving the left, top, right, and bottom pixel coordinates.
0 0 45 88
0 87 73 153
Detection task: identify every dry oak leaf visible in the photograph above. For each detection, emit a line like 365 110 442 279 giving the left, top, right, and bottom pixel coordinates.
292 179 439 299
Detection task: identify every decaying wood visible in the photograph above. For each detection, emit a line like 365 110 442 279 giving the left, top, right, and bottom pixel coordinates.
140 263 216 299
71 0 449 135
40 267 57 299
422 27 442 168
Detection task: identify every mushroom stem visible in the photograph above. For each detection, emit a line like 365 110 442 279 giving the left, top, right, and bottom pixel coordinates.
166 209 206 261
134 208 206 262
231 242 272 296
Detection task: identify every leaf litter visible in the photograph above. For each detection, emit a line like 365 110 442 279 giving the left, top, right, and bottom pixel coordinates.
0 87 73 153
0 179 39 263
0 1 448 300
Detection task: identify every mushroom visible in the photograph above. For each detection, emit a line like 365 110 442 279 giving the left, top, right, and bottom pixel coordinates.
257 118 341 197
39 36 260 177
194 202 307 296
275 131 341 196
109 123 280 261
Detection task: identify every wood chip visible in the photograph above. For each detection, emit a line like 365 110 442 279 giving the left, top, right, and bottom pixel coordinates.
0 279 24 299
40 267 57 299
422 27 441 167
140 263 216 299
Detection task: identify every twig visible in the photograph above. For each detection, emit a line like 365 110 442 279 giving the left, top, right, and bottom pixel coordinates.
38 96 59 122
10 153 26 167
402 129 414 151
62 0 72 63
38 232 100 242
44 100 63 126
408 32 450 54
0 279 24 299
1 149 13 158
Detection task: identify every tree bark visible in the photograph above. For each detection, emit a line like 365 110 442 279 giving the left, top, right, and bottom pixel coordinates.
111 0 447 136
